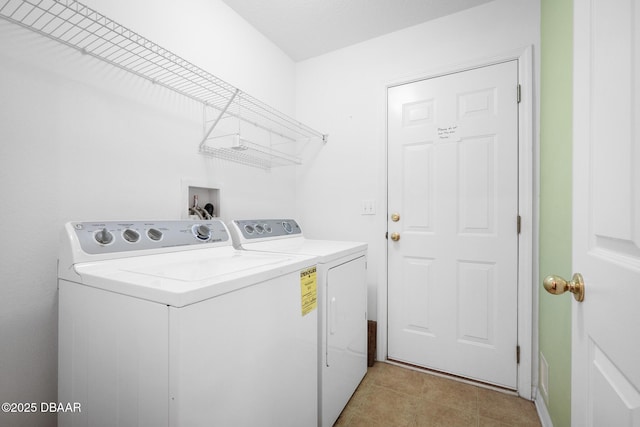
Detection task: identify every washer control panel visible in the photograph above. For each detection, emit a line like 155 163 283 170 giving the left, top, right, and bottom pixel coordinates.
71 220 230 254
232 219 302 240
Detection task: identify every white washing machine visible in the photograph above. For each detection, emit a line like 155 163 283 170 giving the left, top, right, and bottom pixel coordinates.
228 219 368 427
58 219 319 427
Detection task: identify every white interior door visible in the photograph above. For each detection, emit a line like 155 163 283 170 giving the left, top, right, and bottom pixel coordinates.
571 0 640 424
387 61 519 388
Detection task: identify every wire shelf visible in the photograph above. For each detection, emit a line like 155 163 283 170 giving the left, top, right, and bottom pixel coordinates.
0 0 327 169
200 134 302 170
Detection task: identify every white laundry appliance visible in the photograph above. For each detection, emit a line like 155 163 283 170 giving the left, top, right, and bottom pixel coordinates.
227 219 368 427
58 220 319 427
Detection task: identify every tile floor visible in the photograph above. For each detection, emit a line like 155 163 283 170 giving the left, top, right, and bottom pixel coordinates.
334 362 541 427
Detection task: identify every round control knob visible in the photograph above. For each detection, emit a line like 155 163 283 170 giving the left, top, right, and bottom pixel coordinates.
282 221 293 234
255 224 264 234
264 224 272 233
147 228 163 241
193 224 211 241
122 229 140 243
244 224 255 235
95 228 114 245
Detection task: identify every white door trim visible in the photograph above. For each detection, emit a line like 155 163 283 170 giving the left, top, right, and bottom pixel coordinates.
378 45 536 399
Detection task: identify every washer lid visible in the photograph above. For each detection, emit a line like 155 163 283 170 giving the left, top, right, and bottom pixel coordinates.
71 246 317 307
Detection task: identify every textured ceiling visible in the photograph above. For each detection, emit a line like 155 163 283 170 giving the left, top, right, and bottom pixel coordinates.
220 0 495 61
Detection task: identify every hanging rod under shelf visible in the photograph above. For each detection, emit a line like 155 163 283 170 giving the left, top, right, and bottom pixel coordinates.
0 0 328 146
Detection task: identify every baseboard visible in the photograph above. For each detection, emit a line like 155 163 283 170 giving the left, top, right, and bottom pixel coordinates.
535 389 554 427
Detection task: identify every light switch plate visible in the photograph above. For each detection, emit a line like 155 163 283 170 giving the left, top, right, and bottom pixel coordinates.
361 200 376 215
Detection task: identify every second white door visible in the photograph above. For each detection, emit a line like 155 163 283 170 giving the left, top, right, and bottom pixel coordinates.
387 60 519 388
571 0 640 424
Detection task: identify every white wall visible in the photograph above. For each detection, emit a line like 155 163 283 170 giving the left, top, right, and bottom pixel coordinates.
294 0 540 320
0 1 296 426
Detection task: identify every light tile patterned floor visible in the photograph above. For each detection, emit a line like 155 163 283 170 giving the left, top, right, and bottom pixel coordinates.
334 362 542 427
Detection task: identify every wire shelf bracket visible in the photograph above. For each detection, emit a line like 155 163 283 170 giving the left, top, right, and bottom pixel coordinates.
0 0 328 169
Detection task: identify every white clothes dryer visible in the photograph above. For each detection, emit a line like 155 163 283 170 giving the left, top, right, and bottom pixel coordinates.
228 219 368 427
58 220 319 427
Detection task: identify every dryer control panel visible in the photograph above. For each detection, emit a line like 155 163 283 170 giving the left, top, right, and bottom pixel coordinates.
231 219 302 240
70 220 230 254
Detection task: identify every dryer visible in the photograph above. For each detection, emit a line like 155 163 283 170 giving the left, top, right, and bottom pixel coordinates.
58 220 319 427
228 219 368 427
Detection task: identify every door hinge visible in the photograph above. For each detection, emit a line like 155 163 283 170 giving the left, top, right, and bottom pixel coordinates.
517 84 522 103
516 345 521 364
385 231 388 239
517 215 521 234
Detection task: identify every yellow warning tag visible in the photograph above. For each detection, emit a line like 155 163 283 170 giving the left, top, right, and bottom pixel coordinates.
300 266 317 316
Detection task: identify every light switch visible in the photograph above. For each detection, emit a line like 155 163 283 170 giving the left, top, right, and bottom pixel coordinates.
361 200 376 215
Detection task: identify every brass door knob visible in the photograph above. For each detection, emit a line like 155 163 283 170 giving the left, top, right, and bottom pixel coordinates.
390 232 400 241
391 213 400 222
543 273 585 302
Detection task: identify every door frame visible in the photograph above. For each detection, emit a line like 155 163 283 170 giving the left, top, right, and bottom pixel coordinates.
378 46 535 399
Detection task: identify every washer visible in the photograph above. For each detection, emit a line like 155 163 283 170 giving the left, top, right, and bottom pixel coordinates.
58 220 319 427
228 219 368 427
